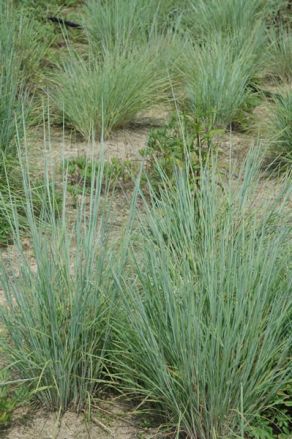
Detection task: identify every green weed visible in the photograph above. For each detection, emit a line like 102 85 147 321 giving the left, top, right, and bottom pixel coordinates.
141 112 222 191
66 156 137 195
0 368 30 430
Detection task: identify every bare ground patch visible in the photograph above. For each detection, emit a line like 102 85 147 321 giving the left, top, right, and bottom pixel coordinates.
2 399 161 439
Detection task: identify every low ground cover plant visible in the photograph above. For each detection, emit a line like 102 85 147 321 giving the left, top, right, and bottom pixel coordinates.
0 367 30 430
248 380 292 439
0 369 15 429
66 156 137 195
141 112 222 191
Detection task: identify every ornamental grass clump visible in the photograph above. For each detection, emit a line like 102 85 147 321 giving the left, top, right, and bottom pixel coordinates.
0 4 26 154
268 27 292 82
52 47 170 139
0 3 52 90
186 0 282 41
0 154 126 411
112 150 292 438
268 91 292 170
84 0 184 56
181 35 262 128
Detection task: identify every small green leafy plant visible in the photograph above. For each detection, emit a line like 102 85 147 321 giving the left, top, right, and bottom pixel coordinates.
248 384 291 439
0 369 30 430
0 388 15 429
66 156 137 196
141 112 222 190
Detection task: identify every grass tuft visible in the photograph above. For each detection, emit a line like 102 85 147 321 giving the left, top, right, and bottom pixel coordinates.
268 27 292 82
0 155 126 411
268 90 292 170
180 34 263 128
112 150 292 438
84 0 183 56
185 0 284 40
51 46 170 139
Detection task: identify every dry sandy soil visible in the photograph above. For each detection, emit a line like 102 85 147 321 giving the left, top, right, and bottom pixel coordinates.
2 399 160 439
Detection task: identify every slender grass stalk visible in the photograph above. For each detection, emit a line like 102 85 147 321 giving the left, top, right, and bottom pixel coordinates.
0 61 25 156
